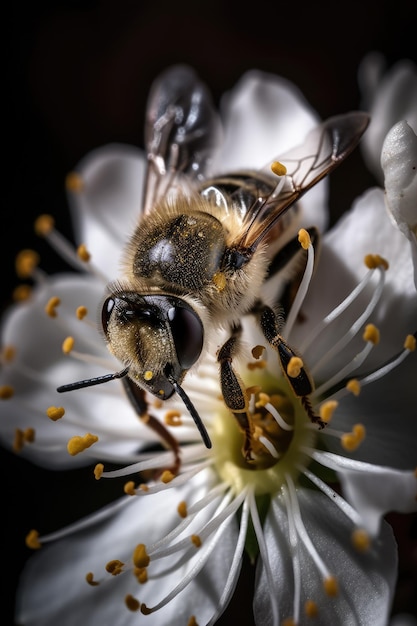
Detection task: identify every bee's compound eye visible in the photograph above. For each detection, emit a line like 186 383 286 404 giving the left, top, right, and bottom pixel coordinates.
168 306 204 369
102 297 115 333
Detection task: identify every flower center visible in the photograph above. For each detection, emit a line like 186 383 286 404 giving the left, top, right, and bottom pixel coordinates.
211 371 316 496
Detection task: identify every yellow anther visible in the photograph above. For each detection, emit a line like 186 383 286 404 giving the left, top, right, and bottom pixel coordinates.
15 249 40 278
85 572 99 586
65 171 84 193
251 345 265 360
125 594 140 612
287 356 303 378
67 433 98 456
341 432 361 452
191 534 202 547
304 599 319 618
271 160 287 176
46 405 65 421
246 385 262 397
45 296 61 318
13 428 24 453
351 528 371 552
62 336 75 354
247 359 267 370
177 501 188 518
94 463 104 480
134 566 148 584
2 345 16 363
164 409 182 426
282 619 296 626
187 617 199 626
77 243 91 263
139 483 149 492
133 544 150 568
76 305 88 320
144 370 153 381
25 529 41 550
364 253 389 270
352 423 366 442
323 575 339 596
255 392 271 408
13 284 32 302
363 323 380 345
106 559 124 575
298 228 311 250
0 385 14 399
346 378 361 396
319 400 338 423
404 334 416 351
212 271 227 291
140 603 153 615
34 214 55 237
23 427 35 443
124 481 136 496
161 470 175 483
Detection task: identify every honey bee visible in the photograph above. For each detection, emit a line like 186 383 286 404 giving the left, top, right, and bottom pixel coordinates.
58 65 369 459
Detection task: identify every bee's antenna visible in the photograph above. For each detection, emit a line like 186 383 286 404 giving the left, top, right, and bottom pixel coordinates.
57 367 130 393
166 371 212 449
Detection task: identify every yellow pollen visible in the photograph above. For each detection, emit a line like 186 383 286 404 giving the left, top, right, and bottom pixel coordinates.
305 599 319 618
164 409 183 426
85 572 99 586
25 529 41 550
67 433 98 456
271 160 287 176
212 271 227 291
0 385 14 399
106 559 124 575
76 305 88 320
144 370 153 381
94 463 104 480
341 432 362 452
140 603 153 615
363 323 380 345
319 400 338 423
65 171 84 193
13 429 24 453
133 544 150 568
247 359 267 370
134 566 148 584
364 253 389 270
45 296 61 318
404 334 416 351
287 356 303 378
125 594 140 612
352 528 371 552
15 249 40 278
124 481 137 496
77 243 91 262
62 336 75 354
177 501 188 518
323 576 339 596
34 214 55 236
13 284 32 302
187 617 199 626
161 469 175 483
298 228 311 250
2 345 16 362
255 391 270 408
346 378 361 396
352 423 366 442
251 345 265 359
191 534 202 548
46 406 65 421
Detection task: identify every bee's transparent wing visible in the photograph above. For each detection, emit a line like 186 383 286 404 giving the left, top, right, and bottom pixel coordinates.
143 65 222 214
237 111 370 250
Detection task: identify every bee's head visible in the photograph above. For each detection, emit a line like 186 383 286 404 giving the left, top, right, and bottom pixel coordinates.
101 292 204 400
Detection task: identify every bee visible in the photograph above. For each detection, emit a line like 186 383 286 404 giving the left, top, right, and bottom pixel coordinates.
58 65 369 460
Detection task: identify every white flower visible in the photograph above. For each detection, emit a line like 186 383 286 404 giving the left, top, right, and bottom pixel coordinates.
1 64 416 626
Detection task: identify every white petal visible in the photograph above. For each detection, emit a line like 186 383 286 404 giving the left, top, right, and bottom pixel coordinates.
217 70 328 232
254 489 397 625
313 451 417 536
68 144 146 280
16 468 239 626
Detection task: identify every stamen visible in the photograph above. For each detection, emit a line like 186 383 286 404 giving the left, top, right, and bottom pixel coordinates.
133 543 150 568
258 435 280 458
356 332 417 387
191 534 202 548
46 406 65 421
351 528 371 552
62 336 75 354
85 572 100 586
45 296 61 318
125 594 140 612
177 501 188 518
346 378 361 396
0 385 14 399
124 481 136 496
13 284 33 301
1 345 16 364
15 249 41 280
264 401 293 431
106 559 124 575
65 171 84 193
282 484 302 625
94 463 104 480
25 529 41 549
319 400 338 423
363 323 380 345
77 244 91 263
76 305 88 320
284 230 315 337
304 599 319 618
271 160 287 176
67 433 99 456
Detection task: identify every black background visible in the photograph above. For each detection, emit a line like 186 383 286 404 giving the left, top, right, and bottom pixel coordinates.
3 1 417 624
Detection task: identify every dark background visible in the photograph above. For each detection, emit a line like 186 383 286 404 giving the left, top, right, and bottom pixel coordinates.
3 1 417 624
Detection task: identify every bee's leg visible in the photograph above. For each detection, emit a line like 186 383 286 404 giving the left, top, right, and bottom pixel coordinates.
256 302 326 428
217 325 255 460
122 377 182 475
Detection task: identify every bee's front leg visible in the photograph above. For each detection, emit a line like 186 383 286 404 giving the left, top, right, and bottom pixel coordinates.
217 325 255 461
